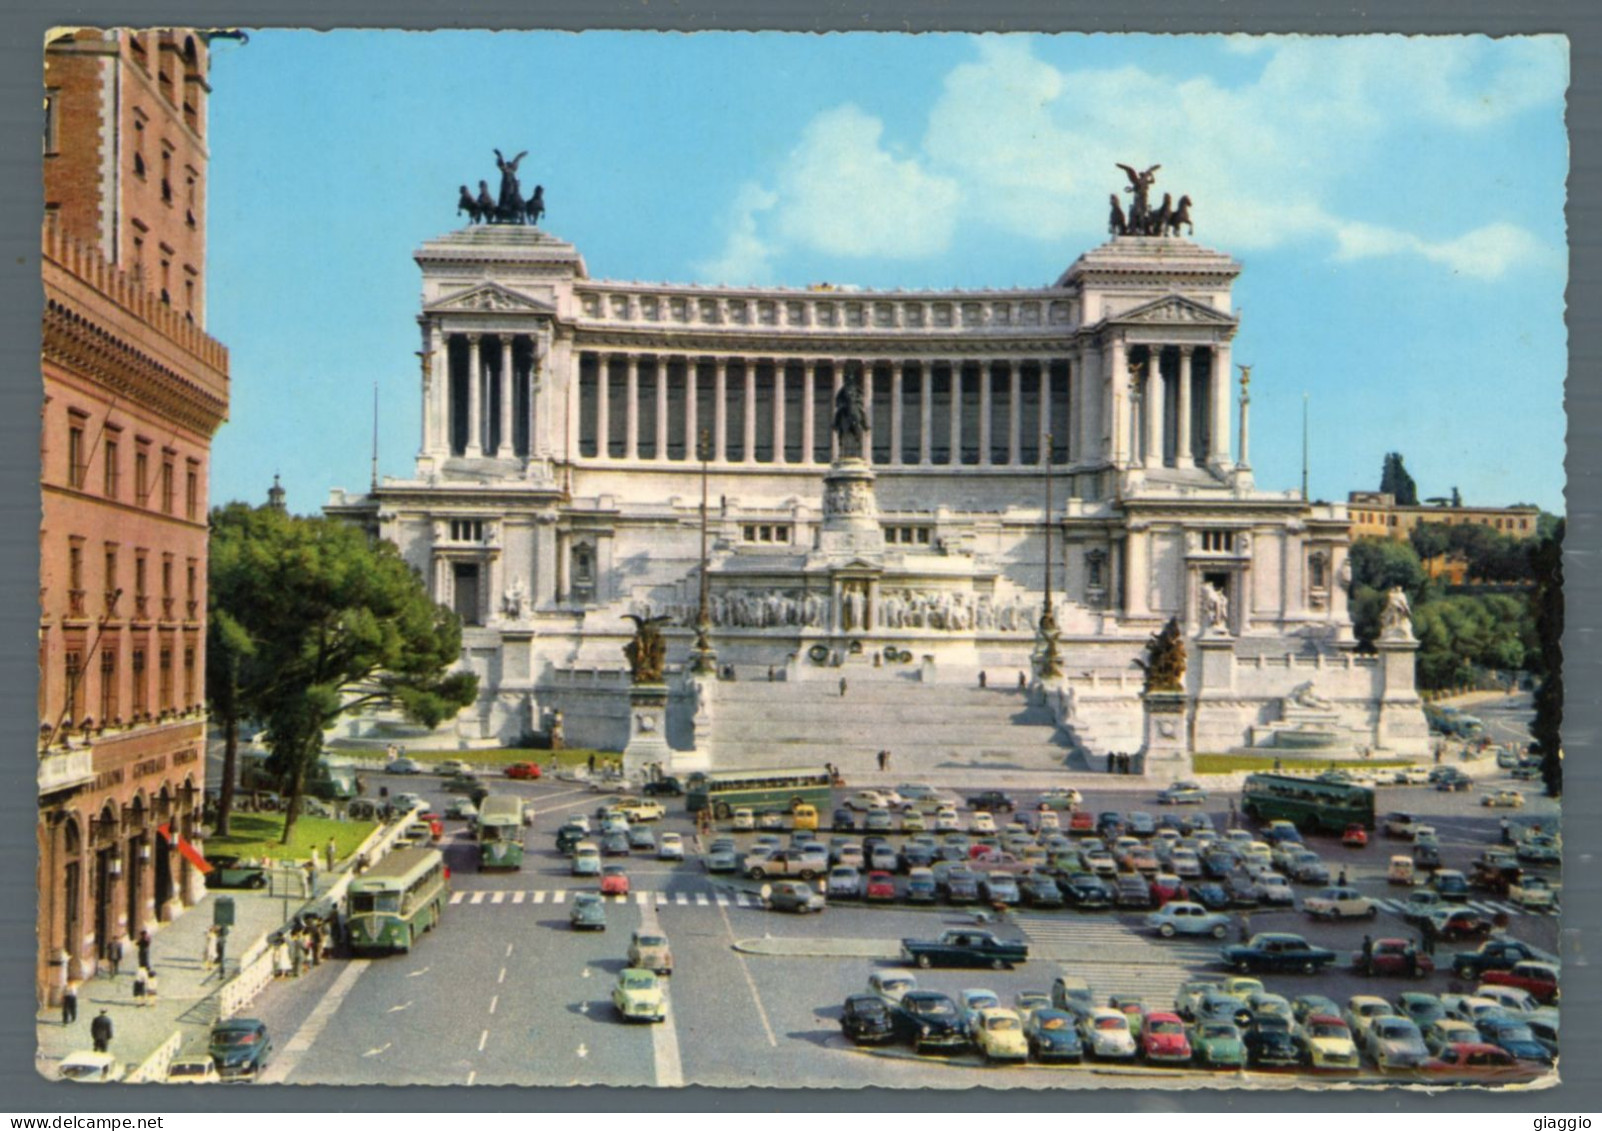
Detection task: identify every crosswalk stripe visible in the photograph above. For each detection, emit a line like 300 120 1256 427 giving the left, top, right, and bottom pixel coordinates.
675 893 688 905
532 891 546 904
491 891 505 904
656 892 668 905
450 892 465 905
512 890 525 904
736 893 751 907
553 891 566 904
612 893 628 904
470 891 486 905
635 892 649 906
695 893 709 906
715 894 729 907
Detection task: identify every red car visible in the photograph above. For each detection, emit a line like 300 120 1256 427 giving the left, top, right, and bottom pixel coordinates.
1352 938 1434 978
1140 1011 1192 1063
505 762 542 780
1420 1043 1546 1083
1148 874 1186 906
417 812 445 842
864 870 897 902
1341 824 1369 848
1480 961 1560 1004
1068 811 1097 836
1431 908 1493 943
600 865 631 895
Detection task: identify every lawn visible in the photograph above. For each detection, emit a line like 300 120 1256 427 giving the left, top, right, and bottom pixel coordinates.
205 813 378 864
1192 754 1416 775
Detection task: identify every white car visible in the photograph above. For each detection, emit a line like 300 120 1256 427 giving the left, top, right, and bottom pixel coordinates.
732 808 756 831
1482 789 1526 809
933 807 961 831
657 832 685 861
1298 1016 1360 1071
845 790 891 812
1393 766 1431 785
436 758 472 777
1343 996 1396 1043
1303 886 1377 921
165 1056 221 1084
869 971 917 1005
1078 1008 1138 1059
1509 874 1558 910
57 1051 125 1083
1035 810 1061 831
969 812 997 834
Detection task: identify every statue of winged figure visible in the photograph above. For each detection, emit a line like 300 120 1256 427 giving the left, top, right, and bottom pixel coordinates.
1116 163 1161 234
622 613 672 684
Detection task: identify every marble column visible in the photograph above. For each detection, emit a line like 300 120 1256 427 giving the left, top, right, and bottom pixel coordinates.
465 333 483 457
1145 348 1165 470
743 360 757 464
919 362 933 466
714 358 728 463
1176 346 1194 466
889 361 904 466
861 362 874 463
948 361 963 466
655 358 669 460
684 357 699 461
1126 526 1149 615
1007 359 1021 466
978 360 993 467
625 354 640 461
1039 359 1052 465
1108 337 1128 467
831 363 844 463
596 352 611 460
773 360 787 465
801 360 816 464
426 323 445 457
525 338 539 459
1210 342 1232 467
498 337 513 456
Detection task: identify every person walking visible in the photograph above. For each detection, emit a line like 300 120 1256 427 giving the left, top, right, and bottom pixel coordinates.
290 931 304 978
1338 868 1349 887
326 838 339 871
90 1010 112 1053
272 935 290 979
135 928 151 974
203 926 219 972
1422 918 1437 957
107 936 123 978
132 966 148 1007
1018 672 1027 690
1360 933 1374 973
587 752 596 774
978 671 987 689
62 978 79 1026
144 969 159 1008
839 676 848 697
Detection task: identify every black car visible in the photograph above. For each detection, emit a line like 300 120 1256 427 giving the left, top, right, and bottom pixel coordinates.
969 790 1017 813
1226 872 1262 907
1204 851 1239 879
601 832 631 856
209 1018 272 1080
945 867 981 904
832 808 857 832
1062 874 1114 910
840 994 897 1044
1097 811 1126 838
1025 1009 1084 1062
900 844 937 870
555 825 586 854
642 777 683 797
203 855 268 891
1190 881 1232 911
893 991 970 1054
1244 1015 1300 1068
1020 873 1065 909
1219 934 1339 975
1114 874 1152 909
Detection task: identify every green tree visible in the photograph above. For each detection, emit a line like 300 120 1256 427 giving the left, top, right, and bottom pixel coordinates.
1408 523 1452 563
1379 452 1419 506
209 502 479 843
204 607 255 837
1530 520 1563 797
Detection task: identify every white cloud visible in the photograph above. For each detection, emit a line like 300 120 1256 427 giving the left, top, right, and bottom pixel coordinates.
1331 218 1558 280
693 182 777 285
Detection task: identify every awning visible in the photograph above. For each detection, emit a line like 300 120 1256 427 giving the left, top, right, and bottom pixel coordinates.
158 823 212 874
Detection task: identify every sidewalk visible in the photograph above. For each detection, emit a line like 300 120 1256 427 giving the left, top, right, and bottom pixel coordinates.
36 862 345 1079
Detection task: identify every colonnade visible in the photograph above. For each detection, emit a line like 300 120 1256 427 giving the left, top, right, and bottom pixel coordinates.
429 329 542 460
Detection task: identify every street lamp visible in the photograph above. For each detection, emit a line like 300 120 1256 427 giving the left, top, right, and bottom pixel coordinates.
690 428 717 675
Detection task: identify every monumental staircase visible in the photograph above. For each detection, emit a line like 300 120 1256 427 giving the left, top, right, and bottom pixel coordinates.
704 674 1072 776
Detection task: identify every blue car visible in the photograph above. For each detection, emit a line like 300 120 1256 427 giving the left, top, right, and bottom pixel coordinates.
1477 1016 1556 1065
981 872 1021 905
209 1018 272 1080
1024 1009 1084 1062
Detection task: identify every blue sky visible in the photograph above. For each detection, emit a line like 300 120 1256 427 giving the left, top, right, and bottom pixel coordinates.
204 31 1569 514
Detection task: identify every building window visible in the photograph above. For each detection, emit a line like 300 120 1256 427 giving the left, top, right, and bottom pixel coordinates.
104 545 119 614
161 148 173 204
158 648 173 712
135 447 150 505
43 88 59 155
67 540 85 617
1309 552 1329 589
161 556 174 619
161 457 175 513
103 436 120 498
185 559 198 619
67 417 86 489
182 646 195 708
885 525 932 546
741 524 791 544
64 650 84 723
99 650 118 725
134 551 148 618
1201 530 1236 553
1086 549 1107 589
132 648 147 716
185 462 198 520
449 519 485 543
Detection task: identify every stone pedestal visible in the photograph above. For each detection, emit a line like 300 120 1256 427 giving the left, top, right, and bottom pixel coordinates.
1376 637 1430 755
1140 690 1189 771
817 458 884 560
622 683 673 779
1191 635 1240 755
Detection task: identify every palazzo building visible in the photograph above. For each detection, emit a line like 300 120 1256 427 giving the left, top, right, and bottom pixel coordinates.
38 29 229 1007
327 208 1427 771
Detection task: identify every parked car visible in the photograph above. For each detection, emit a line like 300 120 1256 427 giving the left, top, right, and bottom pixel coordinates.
1303 886 1377 921
1147 901 1231 939
1509 874 1558 911
504 761 542 780
208 1018 273 1080
1220 934 1339 975
1365 1016 1430 1070
1140 1011 1192 1063
892 991 969 1054
827 865 862 900
906 867 939 903
56 1051 125 1084
972 1007 1029 1063
1353 938 1433 979
164 1056 221 1084
969 790 1017 812
1024 1009 1085 1062
1078 1008 1138 1060
1479 961 1560 1005
612 969 666 1023
1114 874 1154 909
1189 1020 1247 1068
1243 1015 1300 1067
203 855 269 891
868 971 917 1005
1294 1014 1360 1072
766 881 826 914
1427 907 1494 943
570 891 608 930
864 870 897 902
839 994 896 1044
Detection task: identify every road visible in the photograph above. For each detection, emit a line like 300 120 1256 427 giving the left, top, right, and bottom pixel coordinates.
243 703 1560 1089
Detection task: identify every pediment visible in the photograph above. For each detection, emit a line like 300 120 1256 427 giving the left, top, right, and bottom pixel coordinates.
1108 293 1237 327
428 282 553 315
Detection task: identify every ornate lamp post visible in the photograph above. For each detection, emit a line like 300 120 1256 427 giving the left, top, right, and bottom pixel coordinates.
690 428 717 674
1037 433 1063 679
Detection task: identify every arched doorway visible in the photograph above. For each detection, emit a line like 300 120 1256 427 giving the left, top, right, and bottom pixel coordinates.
125 794 146 940
91 802 117 960
62 815 82 975
153 786 173 917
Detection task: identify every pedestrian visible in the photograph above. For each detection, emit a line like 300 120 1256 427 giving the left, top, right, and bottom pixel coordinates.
299 862 312 898
978 671 987 689
1227 798 1237 830
883 750 891 771
1422 918 1437 956
310 846 322 873
136 928 151 973
767 666 775 682
1361 933 1374 970
588 752 596 774
107 936 123 978
1018 672 1027 690
203 926 219 971
1338 868 1348 887
272 935 290 978
62 978 79 1026
144 968 159 1008
290 931 304 978
1404 944 1419 979
309 922 323 967
839 676 848 697
1237 911 1252 943
132 966 147 1007
1500 818 1512 846
215 926 229 977
327 838 339 871
90 1010 112 1053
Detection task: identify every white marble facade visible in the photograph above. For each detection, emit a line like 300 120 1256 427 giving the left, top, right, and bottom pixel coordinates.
325 225 1427 761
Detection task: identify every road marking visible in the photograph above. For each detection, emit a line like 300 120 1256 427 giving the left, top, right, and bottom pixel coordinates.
695 893 709 906
554 891 566 904
258 959 372 1083
387 1001 412 1013
467 1069 476 1086
656 892 668 905
478 1029 489 1051
513 890 525 904
635 891 649 906
491 891 505 904
716 899 777 1048
471 891 486 905
506 943 514 958
639 900 686 1086
675 893 688 905
498 967 506 984
533 891 546 904
407 966 429 978
489 995 499 1014
715 893 729 906
577 1043 588 1058
363 1043 391 1058
450 892 465 905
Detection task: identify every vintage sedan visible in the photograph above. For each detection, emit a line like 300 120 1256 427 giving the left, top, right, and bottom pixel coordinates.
767 881 827 914
1432 869 1471 902
1078 1008 1138 1060
1509 874 1559 911
1220 933 1339 975
1303 886 1377 921
973 1007 1030 1062
1244 1015 1300 1067
1158 782 1208 806
1190 1020 1246 1068
1354 938 1433 978
868 971 918 1004
1341 824 1370 848
1344 995 1397 1043
612 969 666 1023
571 843 603 877
839 994 896 1044
1063 874 1114 910
1476 1016 1556 1065
1147 901 1231 940
864 870 897 903
905 867 939 904
208 1018 273 1081
1516 833 1561 866
893 991 970 1055
57 1051 125 1084
1019 872 1065 908
1395 992 1448 1029
1482 789 1525 809
164 1056 221 1084
600 865 631 896
1480 961 1560 1005
1423 1018 1482 1057
627 930 673 975
504 761 542 780
827 865 863 900
1295 1014 1359 1071
570 891 608 930
203 854 269 891
1140 1012 1192 1064
1024 1009 1084 1062
1419 1042 1548 1084
1427 907 1494 943
1365 1016 1430 1070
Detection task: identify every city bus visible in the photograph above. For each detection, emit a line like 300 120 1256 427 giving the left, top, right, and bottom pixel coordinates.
1239 772 1376 834
346 847 449 954
476 794 526 871
685 767 833 820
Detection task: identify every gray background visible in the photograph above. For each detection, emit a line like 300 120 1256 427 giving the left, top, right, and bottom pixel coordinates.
1 0 1594 1113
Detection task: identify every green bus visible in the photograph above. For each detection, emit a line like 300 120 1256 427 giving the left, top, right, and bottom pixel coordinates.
1240 772 1375 833
476 794 526 871
685 767 833 820
346 848 449 954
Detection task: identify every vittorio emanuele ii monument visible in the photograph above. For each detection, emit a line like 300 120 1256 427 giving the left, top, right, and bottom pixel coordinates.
326 156 1429 776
